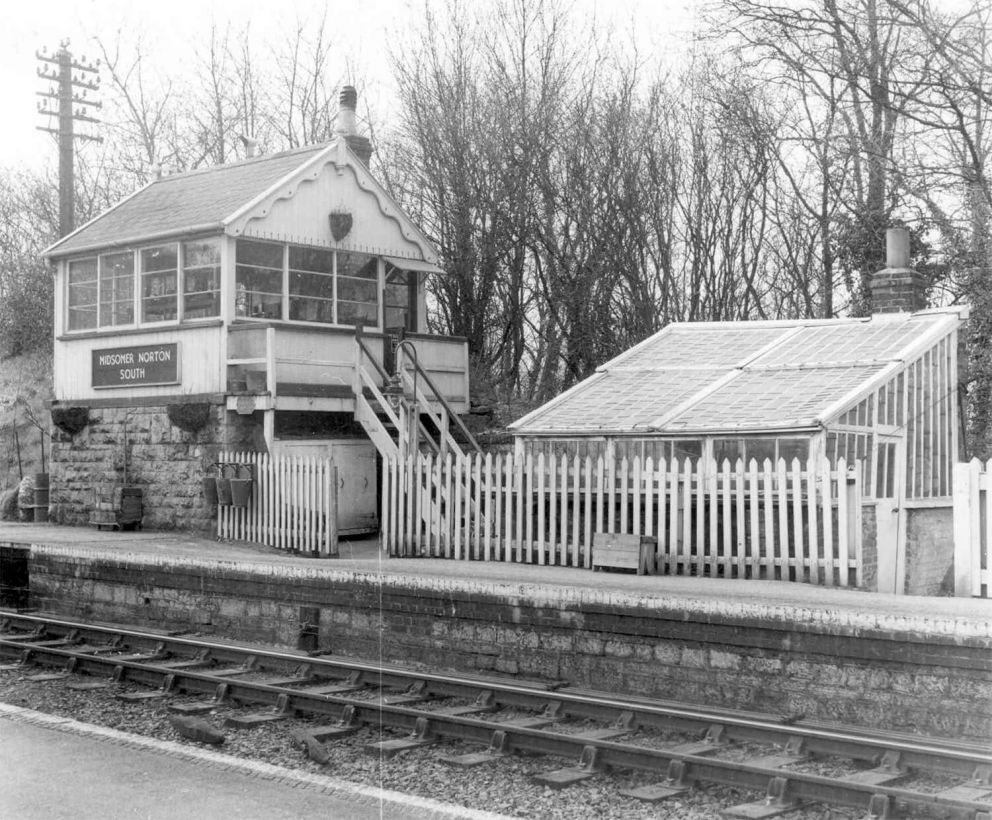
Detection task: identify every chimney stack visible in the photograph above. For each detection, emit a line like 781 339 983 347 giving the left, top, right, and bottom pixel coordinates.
869 227 928 313
335 85 373 167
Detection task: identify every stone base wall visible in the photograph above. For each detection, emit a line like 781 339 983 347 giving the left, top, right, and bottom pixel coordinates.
27 547 992 743
49 401 265 531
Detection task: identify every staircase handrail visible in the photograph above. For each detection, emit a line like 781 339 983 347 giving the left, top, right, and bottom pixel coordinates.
400 351 482 455
359 366 402 432
355 332 391 383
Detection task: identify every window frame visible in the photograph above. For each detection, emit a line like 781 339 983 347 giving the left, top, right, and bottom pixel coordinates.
97 250 136 329
138 242 180 325
67 256 99 332
64 235 226 334
180 237 222 322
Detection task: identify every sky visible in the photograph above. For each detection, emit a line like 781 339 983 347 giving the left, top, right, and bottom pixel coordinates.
0 0 700 174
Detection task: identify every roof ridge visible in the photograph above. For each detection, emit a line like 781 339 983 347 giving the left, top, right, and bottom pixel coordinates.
150 141 333 184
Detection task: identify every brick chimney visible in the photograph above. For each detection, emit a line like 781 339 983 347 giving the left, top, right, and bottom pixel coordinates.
870 227 928 313
335 85 373 167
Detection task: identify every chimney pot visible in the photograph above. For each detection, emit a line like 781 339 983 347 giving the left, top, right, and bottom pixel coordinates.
886 227 911 269
335 84 373 168
340 85 358 111
871 227 927 313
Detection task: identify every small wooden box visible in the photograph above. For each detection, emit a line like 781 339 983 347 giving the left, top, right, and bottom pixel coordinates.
592 533 657 575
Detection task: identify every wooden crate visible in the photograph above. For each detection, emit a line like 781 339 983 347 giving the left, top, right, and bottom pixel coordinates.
592 533 657 575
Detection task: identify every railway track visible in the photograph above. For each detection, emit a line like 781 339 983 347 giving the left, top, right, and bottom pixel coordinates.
2 612 990 819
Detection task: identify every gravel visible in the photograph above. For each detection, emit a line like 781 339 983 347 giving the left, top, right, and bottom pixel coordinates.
0 667 868 819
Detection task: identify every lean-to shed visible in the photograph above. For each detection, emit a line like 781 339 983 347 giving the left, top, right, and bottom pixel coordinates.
511 235 966 506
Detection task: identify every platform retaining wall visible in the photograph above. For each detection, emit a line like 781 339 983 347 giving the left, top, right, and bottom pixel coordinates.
24 546 991 743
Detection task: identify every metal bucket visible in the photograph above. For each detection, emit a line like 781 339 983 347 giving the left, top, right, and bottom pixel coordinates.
215 465 233 506
230 464 253 508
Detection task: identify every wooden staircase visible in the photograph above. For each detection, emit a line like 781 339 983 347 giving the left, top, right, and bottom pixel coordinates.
352 330 483 547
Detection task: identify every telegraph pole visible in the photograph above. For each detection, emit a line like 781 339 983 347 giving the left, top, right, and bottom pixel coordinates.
36 41 102 238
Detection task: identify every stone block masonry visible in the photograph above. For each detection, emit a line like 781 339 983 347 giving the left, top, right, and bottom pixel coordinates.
49 401 264 531
26 545 992 744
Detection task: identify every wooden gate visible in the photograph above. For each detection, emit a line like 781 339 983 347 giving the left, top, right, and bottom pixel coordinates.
216 451 338 555
953 459 992 597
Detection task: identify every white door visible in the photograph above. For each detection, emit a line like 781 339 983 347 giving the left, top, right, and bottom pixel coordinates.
273 439 379 535
873 432 906 594
330 440 378 534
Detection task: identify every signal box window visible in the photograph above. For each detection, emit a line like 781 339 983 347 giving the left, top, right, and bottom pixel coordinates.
385 263 417 333
288 246 335 323
98 251 134 327
336 251 378 326
236 240 284 319
67 258 98 331
182 239 221 319
140 244 178 322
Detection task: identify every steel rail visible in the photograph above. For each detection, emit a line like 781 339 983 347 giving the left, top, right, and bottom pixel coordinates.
4 642 991 819
2 615 990 794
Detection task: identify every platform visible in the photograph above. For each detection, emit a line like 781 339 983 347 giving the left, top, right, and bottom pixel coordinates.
0 704 505 820
1 521 988 633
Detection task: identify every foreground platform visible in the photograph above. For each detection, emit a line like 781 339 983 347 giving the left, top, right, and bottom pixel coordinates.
2 522 990 741
0 704 502 820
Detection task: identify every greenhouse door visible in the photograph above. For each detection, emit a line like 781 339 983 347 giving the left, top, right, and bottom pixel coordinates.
874 432 906 594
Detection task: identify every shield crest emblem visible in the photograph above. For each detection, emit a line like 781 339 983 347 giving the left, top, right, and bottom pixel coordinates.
329 211 353 241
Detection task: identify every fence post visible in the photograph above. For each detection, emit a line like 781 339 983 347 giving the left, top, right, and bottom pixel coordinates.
327 462 339 557
952 460 978 596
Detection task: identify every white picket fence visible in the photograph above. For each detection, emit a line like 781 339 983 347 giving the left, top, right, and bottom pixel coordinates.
383 453 863 586
216 451 338 555
953 459 992 597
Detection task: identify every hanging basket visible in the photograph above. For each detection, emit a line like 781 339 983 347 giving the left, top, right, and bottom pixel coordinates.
215 465 234 506
230 464 254 508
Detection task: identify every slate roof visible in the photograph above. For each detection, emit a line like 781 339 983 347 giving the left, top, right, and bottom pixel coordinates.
510 309 964 436
45 143 331 257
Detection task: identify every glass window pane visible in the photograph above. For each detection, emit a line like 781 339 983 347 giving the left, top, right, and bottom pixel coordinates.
69 258 97 285
182 238 220 319
337 300 377 326
99 251 134 327
746 439 777 464
289 246 333 273
385 282 409 305
289 297 334 323
184 238 220 268
236 240 283 319
236 240 283 268
712 439 743 465
672 440 702 461
290 270 334 298
337 251 377 280
337 277 377 303
385 306 408 329
140 244 178 322
68 258 98 330
777 438 809 463
140 244 178 272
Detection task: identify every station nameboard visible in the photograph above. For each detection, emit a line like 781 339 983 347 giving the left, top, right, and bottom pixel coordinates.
92 343 180 388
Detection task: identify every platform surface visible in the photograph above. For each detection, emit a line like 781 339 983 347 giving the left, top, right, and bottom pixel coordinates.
0 704 506 820
2 521 990 638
